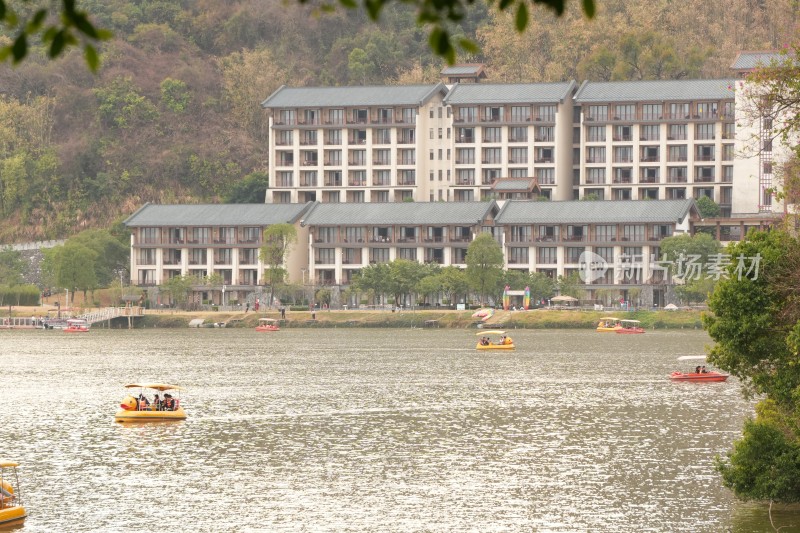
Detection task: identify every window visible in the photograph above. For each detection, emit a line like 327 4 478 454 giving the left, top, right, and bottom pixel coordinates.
535 126 555 142
456 169 475 185
668 167 688 182
397 149 415 165
349 149 367 166
374 129 391 144
510 127 528 142
722 122 735 140
668 124 687 140
587 105 607 121
613 188 632 200
215 248 232 265
613 146 633 163
537 105 556 121
511 106 530 121
324 129 341 146
668 145 687 162
669 102 690 119
722 166 733 182
482 168 501 183
641 146 659 162
373 149 390 166
509 247 529 264
695 123 715 140
316 248 335 264
401 108 415 124
483 148 502 164
587 126 606 142
642 104 662 120
536 168 555 185
510 226 532 242
484 106 502 121
594 247 613 262
352 108 368 124
586 168 605 185
535 147 554 163
189 248 207 265
695 166 715 182
301 130 317 145
640 167 660 183
587 146 605 163
457 107 478 122
327 109 344 125
240 248 259 264
456 148 475 164
614 105 635 120
622 225 645 241
483 127 502 143
595 225 616 242
190 227 209 244
696 145 715 161
537 247 557 264
276 130 293 146
398 170 415 185
397 248 417 261
138 248 156 265
640 124 660 141
509 147 528 164
457 127 475 143
566 247 584 263
373 170 390 186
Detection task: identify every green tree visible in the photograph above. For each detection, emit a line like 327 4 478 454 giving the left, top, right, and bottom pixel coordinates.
695 196 721 218
528 272 556 304
465 232 504 305
659 233 721 268
259 223 298 307
160 275 195 309
438 265 468 307
0 247 24 286
223 172 269 203
160 78 190 113
704 229 800 503
45 242 99 302
94 76 159 130
386 259 428 307
352 262 390 306
69 228 129 288
556 271 584 299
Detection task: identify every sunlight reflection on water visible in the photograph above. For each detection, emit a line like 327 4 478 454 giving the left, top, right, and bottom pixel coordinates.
0 327 790 532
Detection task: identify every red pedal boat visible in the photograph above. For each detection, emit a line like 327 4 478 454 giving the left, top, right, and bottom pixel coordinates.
255 318 280 332
670 355 729 382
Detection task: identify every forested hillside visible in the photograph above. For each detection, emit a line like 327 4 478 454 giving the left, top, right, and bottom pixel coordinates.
0 0 796 242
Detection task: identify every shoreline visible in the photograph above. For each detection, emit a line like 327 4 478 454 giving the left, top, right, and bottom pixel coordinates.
5 306 708 330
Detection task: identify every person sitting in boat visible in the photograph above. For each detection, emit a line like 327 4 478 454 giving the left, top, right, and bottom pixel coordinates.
503 336 513 345
695 366 702 374
138 394 150 411
153 394 162 411
701 366 708 373
163 394 175 411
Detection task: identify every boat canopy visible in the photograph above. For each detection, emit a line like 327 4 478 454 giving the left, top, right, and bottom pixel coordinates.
677 355 708 361
124 383 185 391
599 317 621 321
258 318 278 323
0 460 19 468
620 319 641 324
476 330 505 336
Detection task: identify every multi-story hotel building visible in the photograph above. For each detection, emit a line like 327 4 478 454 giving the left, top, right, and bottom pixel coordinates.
125 200 701 308
573 79 736 212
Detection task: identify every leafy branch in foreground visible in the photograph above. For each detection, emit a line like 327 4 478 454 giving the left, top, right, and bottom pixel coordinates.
0 0 111 71
306 0 596 63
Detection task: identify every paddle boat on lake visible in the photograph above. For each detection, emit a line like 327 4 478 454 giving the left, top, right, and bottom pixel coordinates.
255 318 280 332
0 460 26 527
596 317 622 332
670 356 729 382
616 319 645 334
115 383 186 422
476 330 515 350
64 318 90 333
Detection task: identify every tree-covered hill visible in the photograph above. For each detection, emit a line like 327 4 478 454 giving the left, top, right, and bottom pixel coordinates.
0 0 796 242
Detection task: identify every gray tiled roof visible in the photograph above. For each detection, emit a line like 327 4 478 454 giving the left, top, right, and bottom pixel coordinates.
441 64 484 75
574 79 735 103
492 178 538 191
123 203 313 227
731 51 784 70
443 82 576 105
495 199 697 224
261 84 447 108
302 201 498 226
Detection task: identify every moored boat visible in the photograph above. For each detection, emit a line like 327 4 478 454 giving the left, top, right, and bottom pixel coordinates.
255 318 280 332
616 319 645 334
596 317 622 332
670 355 729 382
115 383 187 422
472 308 495 322
476 330 515 350
0 460 26 527
64 318 90 333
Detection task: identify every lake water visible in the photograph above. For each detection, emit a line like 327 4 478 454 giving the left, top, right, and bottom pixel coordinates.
0 327 797 532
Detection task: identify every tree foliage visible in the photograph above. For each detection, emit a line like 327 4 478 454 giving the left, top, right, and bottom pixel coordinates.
0 247 25 286
259 223 298 306
695 196 721 219
704 229 800 503
465 232 504 305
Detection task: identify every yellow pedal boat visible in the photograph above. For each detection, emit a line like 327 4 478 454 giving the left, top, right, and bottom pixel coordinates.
475 330 516 350
0 460 27 527
115 383 187 422
596 317 622 332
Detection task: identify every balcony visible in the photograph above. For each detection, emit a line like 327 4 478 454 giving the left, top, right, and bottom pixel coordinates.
694 175 716 183
639 176 660 184
348 179 367 187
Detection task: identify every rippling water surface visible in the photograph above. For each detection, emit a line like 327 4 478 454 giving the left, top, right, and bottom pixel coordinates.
0 327 796 532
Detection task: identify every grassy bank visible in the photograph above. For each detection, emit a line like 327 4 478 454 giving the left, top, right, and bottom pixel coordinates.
125 308 706 330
